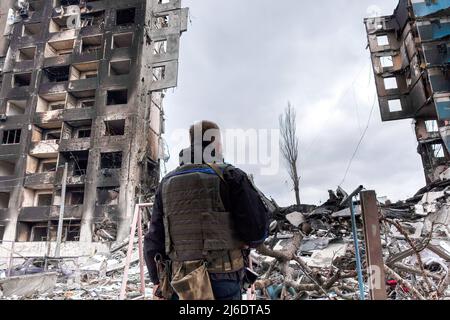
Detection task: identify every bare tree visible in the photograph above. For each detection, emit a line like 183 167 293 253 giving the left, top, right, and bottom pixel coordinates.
279 102 301 206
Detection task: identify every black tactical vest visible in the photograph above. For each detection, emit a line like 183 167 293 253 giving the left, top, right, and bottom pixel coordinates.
161 163 244 273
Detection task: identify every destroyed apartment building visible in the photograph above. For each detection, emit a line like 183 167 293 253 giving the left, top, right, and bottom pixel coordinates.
365 0 450 184
1 0 450 301
0 0 188 259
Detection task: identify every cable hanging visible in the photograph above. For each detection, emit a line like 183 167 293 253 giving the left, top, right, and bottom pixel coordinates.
339 92 378 187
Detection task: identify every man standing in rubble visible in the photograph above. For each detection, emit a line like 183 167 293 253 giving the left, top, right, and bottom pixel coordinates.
144 121 269 300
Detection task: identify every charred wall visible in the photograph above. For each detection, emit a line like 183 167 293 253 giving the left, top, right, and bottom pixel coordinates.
0 0 188 250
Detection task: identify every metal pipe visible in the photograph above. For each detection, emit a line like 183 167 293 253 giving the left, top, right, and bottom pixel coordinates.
119 202 153 300
340 185 364 207
55 162 68 258
350 198 365 300
137 210 146 297
119 204 140 300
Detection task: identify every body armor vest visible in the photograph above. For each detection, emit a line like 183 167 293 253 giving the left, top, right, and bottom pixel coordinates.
161 163 245 273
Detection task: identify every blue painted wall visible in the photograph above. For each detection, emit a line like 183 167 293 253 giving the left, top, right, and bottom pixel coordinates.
436 100 450 120
413 0 450 17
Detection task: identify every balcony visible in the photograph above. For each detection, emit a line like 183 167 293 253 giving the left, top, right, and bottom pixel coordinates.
24 172 56 190
66 175 86 187
33 108 94 128
29 140 59 159
34 110 64 129
59 137 91 152
52 4 106 28
68 77 98 92
20 205 83 222
39 82 68 97
19 4 45 24
0 144 21 156
64 107 94 122
0 176 20 189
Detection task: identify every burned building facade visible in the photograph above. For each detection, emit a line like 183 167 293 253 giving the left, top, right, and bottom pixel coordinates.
0 0 187 257
365 0 450 184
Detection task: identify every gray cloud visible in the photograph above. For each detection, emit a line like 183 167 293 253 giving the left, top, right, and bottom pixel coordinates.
163 0 425 206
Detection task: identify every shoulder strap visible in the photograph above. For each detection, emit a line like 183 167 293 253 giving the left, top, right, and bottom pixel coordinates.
206 163 227 184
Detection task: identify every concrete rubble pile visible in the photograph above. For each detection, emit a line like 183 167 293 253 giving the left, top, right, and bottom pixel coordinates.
250 184 450 300
2 183 450 300
0 233 153 300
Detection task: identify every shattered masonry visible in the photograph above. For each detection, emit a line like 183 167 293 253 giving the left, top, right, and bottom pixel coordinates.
365 0 450 184
0 0 188 257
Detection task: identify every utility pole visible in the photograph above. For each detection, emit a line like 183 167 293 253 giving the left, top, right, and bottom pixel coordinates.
55 162 68 258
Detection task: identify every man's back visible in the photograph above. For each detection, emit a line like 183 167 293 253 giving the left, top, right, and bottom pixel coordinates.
161 163 245 264
144 120 269 300
144 162 269 299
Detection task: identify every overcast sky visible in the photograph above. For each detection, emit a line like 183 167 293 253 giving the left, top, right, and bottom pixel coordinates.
162 0 425 206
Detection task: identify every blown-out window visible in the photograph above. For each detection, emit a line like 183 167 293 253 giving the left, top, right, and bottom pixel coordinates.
2 130 21 145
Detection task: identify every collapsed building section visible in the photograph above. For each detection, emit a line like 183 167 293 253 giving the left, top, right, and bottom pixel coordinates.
365 0 450 184
0 0 188 258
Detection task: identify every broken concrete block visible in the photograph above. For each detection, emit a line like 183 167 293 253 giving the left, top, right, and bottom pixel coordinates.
277 234 294 240
440 168 450 181
421 192 445 205
425 205 450 231
300 238 330 253
273 240 285 251
285 212 305 227
307 207 332 217
390 222 424 240
438 241 450 257
306 243 348 268
80 254 108 278
263 257 276 264
0 272 58 298
414 204 426 216
405 249 449 273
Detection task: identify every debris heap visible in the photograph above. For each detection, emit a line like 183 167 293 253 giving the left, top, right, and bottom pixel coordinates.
0 230 152 300
1 183 450 300
251 184 450 300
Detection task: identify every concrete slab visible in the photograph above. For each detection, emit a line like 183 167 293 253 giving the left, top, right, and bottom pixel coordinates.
306 243 348 268
331 206 361 218
0 272 58 298
285 212 305 227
